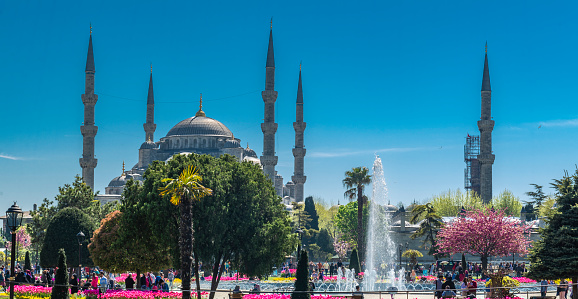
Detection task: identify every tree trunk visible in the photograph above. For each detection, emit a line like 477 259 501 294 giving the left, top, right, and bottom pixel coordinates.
194 253 202 299
357 186 364 262
208 259 224 299
481 255 488 275
180 198 193 299
573 277 577 299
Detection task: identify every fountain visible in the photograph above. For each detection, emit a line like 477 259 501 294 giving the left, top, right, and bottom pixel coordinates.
363 155 405 291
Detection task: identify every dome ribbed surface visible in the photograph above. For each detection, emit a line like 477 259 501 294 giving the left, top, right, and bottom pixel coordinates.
244 147 257 158
166 116 233 137
224 139 241 148
108 175 127 187
140 141 157 149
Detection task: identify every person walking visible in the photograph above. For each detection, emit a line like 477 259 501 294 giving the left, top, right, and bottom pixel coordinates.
125 274 135 290
541 279 548 297
70 274 79 299
168 270 174 291
99 273 108 294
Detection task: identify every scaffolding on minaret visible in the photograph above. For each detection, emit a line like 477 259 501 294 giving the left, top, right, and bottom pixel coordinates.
464 134 480 196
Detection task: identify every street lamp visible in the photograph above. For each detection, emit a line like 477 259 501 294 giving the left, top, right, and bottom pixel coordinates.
398 244 402 269
6 202 24 299
76 231 85 285
295 228 304 258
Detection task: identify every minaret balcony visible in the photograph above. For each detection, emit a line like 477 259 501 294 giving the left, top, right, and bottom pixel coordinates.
292 148 306 157
477 119 495 131
293 122 307 131
477 153 495 164
260 155 278 166
79 157 98 168
291 175 307 184
143 123 157 132
261 122 278 134
80 125 98 137
261 90 278 103
81 94 98 105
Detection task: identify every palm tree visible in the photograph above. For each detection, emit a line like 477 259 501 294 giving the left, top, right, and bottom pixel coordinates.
343 166 371 260
409 203 444 259
159 166 212 299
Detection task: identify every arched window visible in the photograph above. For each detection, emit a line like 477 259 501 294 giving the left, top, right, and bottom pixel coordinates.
193 139 197 148
185 139 189 148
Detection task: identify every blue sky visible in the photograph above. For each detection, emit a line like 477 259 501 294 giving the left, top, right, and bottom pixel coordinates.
2 0 578 212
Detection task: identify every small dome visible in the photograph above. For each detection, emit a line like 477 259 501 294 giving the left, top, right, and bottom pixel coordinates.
140 140 157 149
286 181 295 186
243 146 258 158
108 175 128 187
224 139 241 148
166 116 233 137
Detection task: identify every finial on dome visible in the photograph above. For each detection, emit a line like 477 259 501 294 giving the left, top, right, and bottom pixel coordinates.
122 161 125 175
246 142 249 149
195 93 206 117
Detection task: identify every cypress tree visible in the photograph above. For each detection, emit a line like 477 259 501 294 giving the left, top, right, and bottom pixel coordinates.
349 249 361 277
24 251 32 271
51 248 69 299
304 197 319 230
527 169 578 299
292 250 311 299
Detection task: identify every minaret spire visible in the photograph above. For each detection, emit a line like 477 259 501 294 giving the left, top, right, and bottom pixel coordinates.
196 93 206 117
79 27 98 190
292 64 307 202
261 21 279 188
143 66 156 142
477 43 495 203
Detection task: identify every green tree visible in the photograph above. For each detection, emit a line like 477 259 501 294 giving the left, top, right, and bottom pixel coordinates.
138 154 296 299
409 203 444 258
88 211 132 273
527 169 578 299
430 189 483 216
538 196 557 219
343 166 371 260
24 251 31 271
304 196 319 230
50 248 69 299
28 176 118 256
525 184 547 208
159 165 212 299
40 208 96 268
491 190 523 217
116 179 174 288
402 249 423 270
333 201 368 247
349 248 361 277
291 250 310 299
316 228 334 254
315 202 338 238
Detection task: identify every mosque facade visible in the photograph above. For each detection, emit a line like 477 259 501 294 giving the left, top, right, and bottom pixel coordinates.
82 26 306 205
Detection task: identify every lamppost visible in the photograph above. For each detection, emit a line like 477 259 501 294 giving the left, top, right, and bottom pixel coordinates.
295 228 304 258
404 242 409 270
398 244 402 269
76 231 85 285
6 202 24 299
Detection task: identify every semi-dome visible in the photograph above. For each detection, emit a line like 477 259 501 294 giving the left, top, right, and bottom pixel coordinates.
139 140 157 149
224 138 241 148
166 116 233 138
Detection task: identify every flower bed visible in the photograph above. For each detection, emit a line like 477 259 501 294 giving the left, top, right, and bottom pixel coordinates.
83 289 209 299
243 295 346 299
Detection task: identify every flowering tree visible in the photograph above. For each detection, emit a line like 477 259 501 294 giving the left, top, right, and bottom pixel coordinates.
436 209 530 272
6 226 31 261
333 239 351 259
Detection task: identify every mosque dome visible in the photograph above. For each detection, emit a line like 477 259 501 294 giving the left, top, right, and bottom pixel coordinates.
243 146 258 158
108 175 128 187
224 138 241 148
166 116 233 138
139 140 157 149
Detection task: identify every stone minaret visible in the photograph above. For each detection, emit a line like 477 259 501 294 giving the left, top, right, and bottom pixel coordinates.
292 65 306 202
79 28 98 190
143 66 156 141
260 21 278 182
477 43 495 204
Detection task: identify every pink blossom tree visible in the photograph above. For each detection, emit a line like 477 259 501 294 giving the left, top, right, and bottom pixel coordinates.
333 239 352 259
436 209 531 272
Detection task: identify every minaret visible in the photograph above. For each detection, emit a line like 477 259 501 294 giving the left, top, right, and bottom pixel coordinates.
260 19 278 183
477 42 495 204
143 65 156 141
292 64 306 202
79 26 98 190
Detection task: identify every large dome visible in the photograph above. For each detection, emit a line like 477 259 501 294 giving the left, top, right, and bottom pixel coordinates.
166 116 233 137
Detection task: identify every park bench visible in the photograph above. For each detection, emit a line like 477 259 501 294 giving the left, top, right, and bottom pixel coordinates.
229 293 243 299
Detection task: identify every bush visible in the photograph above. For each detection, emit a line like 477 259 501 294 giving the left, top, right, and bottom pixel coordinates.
292 250 311 299
50 248 69 299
